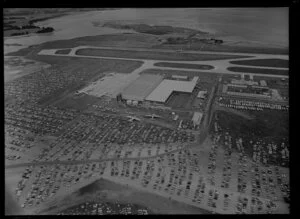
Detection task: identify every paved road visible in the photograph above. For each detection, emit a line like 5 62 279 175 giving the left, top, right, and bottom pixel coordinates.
38 46 289 79
5 143 195 169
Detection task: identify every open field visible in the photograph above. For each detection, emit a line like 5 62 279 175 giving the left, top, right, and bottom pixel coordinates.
152 42 288 55
227 67 289 76
154 62 214 70
230 59 289 68
75 48 250 61
55 49 71 55
24 54 143 72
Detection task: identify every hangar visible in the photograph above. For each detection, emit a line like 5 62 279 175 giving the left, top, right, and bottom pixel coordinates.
121 74 164 102
145 76 199 103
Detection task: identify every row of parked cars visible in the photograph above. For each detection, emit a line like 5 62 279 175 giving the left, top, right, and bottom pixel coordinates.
211 120 289 213
218 97 289 111
5 103 78 136
58 201 150 215
5 65 102 105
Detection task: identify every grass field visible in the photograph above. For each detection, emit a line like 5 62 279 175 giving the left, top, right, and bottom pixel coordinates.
75 48 250 61
154 62 214 70
229 58 289 68
25 55 143 73
227 66 289 75
154 41 289 55
6 33 161 57
55 49 71 55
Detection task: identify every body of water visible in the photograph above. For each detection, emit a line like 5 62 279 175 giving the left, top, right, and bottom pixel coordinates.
4 8 288 54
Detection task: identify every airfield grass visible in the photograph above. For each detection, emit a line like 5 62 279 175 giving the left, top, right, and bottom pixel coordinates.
227 66 289 75
154 42 288 55
154 62 214 70
75 48 250 61
229 58 289 68
55 49 71 55
26 55 143 73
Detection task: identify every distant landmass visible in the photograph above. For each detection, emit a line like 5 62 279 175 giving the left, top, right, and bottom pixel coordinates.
101 22 208 36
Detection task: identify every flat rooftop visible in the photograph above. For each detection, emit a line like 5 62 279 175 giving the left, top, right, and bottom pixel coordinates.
145 77 199 103
121 74 164 101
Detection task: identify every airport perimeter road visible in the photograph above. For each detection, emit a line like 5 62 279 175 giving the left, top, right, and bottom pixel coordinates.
38 46 289 78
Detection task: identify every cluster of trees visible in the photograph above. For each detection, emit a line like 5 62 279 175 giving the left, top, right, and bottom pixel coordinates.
165 37 223 45
6 25 54 36
4 15 55 36
36 27 54 33
10 32 29 36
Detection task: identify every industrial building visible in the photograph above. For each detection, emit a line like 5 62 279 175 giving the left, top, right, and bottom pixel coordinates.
231 78 258 86
197 90 207 99
192 112 203 127
145 76 199 103
121 74 164 102
222 83 272 99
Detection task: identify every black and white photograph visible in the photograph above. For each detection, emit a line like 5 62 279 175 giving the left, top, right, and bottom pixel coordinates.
4 7 290 215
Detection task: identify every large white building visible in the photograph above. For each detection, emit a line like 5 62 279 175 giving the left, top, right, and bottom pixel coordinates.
121 74 164 102
145 76 199 103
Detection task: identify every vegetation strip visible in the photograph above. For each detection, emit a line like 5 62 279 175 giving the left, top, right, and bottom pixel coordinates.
229 59 289 68
227 66 288 75
154 62 214 70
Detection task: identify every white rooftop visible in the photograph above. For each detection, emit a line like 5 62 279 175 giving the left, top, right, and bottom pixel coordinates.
122 74 163 101
172 75 188 79
145 77 199 103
